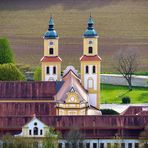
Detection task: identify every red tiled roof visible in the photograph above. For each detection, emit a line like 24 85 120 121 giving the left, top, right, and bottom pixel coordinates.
0 81 57 99
80 55 102 61
121 106 148 115
40 56 62 62
0 115 147 138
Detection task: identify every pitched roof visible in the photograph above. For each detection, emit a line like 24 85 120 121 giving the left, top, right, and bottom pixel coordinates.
0 81 62 100
80 55 102 61
121 106 148 115
55 70 88 103
40 56 62 62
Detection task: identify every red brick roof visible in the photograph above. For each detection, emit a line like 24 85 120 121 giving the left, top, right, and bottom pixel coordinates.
40 56 62 62
0 115 147 138
121 106 148 115
80 55 102 61
0 81 57 100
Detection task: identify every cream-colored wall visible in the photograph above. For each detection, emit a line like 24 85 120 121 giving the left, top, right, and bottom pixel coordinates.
44 38 59 56
41 62 61 81
83 37 98 55
56 92 88 115
57 108 87 116
81 61 100 109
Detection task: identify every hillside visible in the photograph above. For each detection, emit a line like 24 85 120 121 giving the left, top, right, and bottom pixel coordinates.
0 0 148 72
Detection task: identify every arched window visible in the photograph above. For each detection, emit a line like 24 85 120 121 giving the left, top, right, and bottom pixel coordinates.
46 66 49 74
40 130 43 135
88 47 93 54
85 66 89 74
93 66 96 74
49 48 54 54
33 127 38 135
53 66 56 74
88 78 94 89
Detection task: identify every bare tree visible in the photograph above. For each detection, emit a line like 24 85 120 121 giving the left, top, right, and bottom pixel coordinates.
116 51 138 90
139 125 148 148
64 127 84 148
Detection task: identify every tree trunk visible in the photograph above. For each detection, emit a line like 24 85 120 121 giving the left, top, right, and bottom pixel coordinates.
127 78 132 91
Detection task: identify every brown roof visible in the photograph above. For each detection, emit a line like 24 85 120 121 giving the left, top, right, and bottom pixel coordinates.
121 106 148 115
80 55 102 61
40 56 62 62
0 115 148 138
0 102 56 116
0 81 57 100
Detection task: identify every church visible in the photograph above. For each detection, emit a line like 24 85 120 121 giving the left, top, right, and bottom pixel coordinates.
0 16 148 148
40 15 101 116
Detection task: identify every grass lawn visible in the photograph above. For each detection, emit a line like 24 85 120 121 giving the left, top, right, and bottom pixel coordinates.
101 84 148 104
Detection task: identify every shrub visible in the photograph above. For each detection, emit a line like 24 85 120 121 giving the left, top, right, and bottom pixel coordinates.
122 96 131 104
100 109 119 115
0 38 14 64
0 63 24 81
34 67 41 81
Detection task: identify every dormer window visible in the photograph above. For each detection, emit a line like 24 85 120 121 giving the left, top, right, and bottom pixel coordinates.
33 127 38 135
49 48 54 54
49 41 54 45
88 47 93 54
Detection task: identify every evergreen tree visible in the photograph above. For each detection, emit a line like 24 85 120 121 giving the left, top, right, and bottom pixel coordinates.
0 38 14 64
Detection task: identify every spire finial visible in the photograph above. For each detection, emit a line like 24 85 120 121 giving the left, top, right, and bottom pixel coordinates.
90 12 91 17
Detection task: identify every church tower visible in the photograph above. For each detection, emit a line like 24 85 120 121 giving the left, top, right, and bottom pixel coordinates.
80 15 101 108
41 16 62 81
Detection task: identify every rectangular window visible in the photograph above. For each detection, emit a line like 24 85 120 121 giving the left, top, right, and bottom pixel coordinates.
100 143 104 148
114 143 118 148
128 143 132 148
93 143 97 148
135 143 139 148
79 143 83 148
86 143 90 148
88 47 93 54
29 130 31 135
40 129 43 135
121 143 125 148
107 143 111 148
49 48 54 54
46 67 49 74
65 143 69 148
58 143 62 148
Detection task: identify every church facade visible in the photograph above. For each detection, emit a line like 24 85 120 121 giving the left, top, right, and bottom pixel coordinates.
41 16 101 115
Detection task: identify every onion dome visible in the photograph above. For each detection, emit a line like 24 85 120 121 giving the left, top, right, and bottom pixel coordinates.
44 16 58 39
83 15 98 38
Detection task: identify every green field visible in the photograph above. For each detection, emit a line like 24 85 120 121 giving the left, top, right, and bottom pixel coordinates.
0 0 148 72
101 84 148 104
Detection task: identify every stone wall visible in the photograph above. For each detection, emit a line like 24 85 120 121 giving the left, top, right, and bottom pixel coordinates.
101 74 148 87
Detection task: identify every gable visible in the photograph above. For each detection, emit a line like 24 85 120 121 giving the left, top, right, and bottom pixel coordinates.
65 92 80 103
